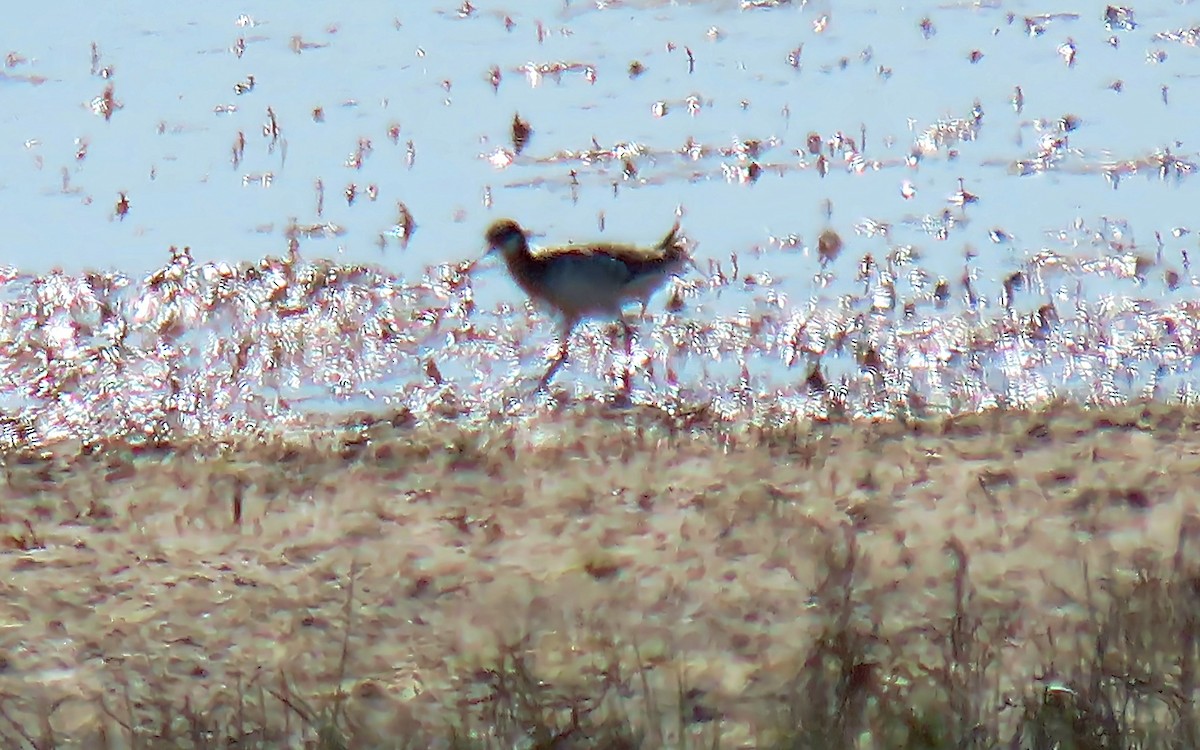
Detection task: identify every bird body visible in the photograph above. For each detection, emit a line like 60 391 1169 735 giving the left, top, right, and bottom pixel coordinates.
485 218 686 317
483 218 688 389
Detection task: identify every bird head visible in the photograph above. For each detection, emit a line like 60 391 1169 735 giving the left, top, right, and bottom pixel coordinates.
483 219 528 260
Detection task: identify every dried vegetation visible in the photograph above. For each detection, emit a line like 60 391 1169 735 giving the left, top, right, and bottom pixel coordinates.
2 400 1199 748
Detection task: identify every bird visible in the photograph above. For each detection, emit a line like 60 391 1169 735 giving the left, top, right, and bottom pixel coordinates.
483 217 689 390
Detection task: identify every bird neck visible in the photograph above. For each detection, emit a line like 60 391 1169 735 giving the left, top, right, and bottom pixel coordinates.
500 247 548 297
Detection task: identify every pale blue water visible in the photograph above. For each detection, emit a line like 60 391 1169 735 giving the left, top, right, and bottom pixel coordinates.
2 1 1199 441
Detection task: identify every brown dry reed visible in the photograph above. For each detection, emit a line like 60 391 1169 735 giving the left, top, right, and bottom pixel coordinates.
1 399 1199 748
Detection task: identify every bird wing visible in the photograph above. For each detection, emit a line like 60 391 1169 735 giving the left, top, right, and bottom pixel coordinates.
541 252 635 287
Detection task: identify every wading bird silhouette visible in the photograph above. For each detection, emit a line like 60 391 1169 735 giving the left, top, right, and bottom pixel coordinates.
482 218 689 391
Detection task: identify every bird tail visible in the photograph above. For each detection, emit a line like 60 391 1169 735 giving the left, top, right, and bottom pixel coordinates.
657 220 689 264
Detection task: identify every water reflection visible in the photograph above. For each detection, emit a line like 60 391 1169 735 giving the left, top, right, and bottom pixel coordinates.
1 231 1197 449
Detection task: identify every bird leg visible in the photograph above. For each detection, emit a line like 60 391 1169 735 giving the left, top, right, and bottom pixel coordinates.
621 319 635 358
616 318 636 396
537 316 577 390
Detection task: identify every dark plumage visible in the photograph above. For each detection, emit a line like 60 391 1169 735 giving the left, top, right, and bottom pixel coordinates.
484 218 688 389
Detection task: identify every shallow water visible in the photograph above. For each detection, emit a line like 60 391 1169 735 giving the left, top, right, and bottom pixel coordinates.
2 2 1199 444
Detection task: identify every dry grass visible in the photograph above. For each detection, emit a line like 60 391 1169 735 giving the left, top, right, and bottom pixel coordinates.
1 399 1199 748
